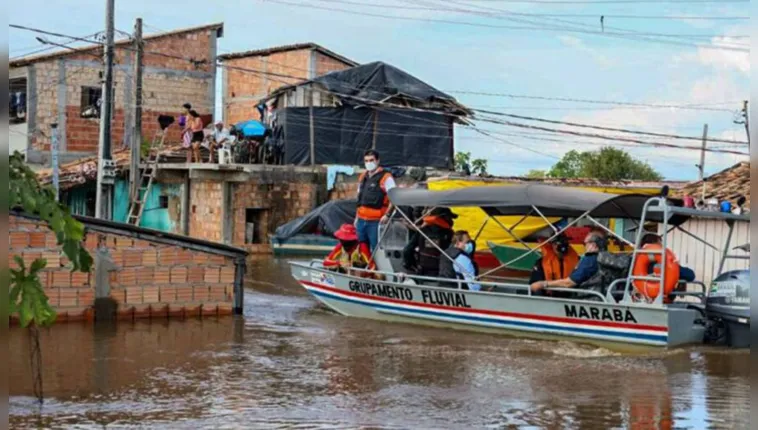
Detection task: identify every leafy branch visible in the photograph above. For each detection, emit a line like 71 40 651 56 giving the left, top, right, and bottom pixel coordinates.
9 151 93 327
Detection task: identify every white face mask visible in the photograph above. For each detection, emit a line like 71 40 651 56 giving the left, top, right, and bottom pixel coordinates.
365 161 377 171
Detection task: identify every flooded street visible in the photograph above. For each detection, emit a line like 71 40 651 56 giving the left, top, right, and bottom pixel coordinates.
9 258 750 429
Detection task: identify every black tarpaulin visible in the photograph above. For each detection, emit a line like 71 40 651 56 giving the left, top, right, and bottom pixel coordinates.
273 199 357 241
313 61 458 106
388 184 688 224
279 106 452 168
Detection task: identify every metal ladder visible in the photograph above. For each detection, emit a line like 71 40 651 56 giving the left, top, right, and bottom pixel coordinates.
126 129 166 226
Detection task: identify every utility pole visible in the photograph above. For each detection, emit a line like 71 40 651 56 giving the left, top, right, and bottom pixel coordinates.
742 100 749 145
129 17 144 202
51 123 60 201
696 123 708 201
95 0 116 220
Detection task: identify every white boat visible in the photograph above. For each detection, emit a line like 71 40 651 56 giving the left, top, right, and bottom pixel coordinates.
288 184 750 350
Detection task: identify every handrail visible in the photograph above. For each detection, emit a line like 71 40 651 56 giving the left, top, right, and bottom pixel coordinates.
295 260 608 302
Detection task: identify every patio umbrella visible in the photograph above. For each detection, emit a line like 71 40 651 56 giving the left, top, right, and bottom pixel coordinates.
235 120 267 138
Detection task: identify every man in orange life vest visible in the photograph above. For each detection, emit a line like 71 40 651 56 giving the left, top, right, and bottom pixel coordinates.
528 234 580 296
354 150 396 252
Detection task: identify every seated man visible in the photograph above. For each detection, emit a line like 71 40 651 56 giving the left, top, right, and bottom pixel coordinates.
403 208 456 278
438 230 481 291
640 233 695 282
324 224 376 277
530 231 605 294
529 234 580 297
209 121 231 163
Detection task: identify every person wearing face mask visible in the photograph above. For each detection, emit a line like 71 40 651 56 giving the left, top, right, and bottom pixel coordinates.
323 224 376 276
528 234 580 297
438 230 481 291
354 150 396 253
530 231 605 294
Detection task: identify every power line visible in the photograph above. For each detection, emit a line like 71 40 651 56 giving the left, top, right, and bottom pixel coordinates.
444 0 748 3
313 0 748 20
474 110 750 144
478 115 749 155
265 0 748 52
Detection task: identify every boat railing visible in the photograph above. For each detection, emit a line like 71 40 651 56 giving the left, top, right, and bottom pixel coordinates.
301 259 609 302
606 277 708 304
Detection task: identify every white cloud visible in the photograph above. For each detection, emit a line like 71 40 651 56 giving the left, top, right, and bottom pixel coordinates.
694 40 750 74
557 35 613 69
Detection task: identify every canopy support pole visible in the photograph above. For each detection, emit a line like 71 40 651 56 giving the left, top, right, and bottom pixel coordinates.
476 208 593 280
586 216 635 248
487 211 534 249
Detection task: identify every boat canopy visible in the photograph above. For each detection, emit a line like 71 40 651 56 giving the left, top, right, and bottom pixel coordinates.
388 184 690 223
273 199 356 241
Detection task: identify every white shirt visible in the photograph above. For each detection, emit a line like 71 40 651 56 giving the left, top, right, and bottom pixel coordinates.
454 253 481 291
213 128 230 143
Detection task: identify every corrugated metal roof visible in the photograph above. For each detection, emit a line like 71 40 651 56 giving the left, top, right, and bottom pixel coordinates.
10 22 224 68
217 42 357 66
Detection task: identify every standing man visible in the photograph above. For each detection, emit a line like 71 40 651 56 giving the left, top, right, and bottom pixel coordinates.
354 150 396 253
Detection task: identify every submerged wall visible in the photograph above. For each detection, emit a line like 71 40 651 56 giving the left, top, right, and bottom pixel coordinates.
9 213 246 324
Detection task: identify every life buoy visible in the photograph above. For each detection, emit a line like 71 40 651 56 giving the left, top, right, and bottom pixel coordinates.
632 244 680 302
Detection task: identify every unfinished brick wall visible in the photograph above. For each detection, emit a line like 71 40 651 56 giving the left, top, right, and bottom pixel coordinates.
230 171 325 253
9 213 242 323
27 26 218 153
188 180 224 243
223 48 354 125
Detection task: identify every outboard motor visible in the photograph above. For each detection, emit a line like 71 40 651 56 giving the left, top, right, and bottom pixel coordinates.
704 270 750 347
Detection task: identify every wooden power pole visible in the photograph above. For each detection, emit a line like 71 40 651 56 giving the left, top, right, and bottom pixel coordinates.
697 124 708 201
129 17 144 202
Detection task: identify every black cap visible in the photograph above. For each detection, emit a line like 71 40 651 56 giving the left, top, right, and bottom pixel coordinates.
429 207 458 219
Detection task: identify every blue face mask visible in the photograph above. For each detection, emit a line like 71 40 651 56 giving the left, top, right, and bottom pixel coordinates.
463 242 474 255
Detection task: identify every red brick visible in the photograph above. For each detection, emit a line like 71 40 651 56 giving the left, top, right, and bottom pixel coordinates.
123 250 143 267
41 251 61 268
137 268 155 284
22 252 43 269
160 286 177 302
116 236 134 248
77 289 95 306
176 286 194 302
219 267 235 283
171 267 188 284
142 250 158 267
45 233 59 248
143 286 160 303
160 248 178 265
84 233 99 250
28 232 47 248
52 271 71 287
208 255 226 265
204 267 220 283
176 249 194 264
44 287 60 307
59 289 78 307
134 239 152 249
192 252 209 264
209 285 229 301
126 288 143 304
10 232 29 248
188 266 204 282
119 268 137 286
110 250 124 266
155 267 171 284
193 286 210 302
70 271 90 287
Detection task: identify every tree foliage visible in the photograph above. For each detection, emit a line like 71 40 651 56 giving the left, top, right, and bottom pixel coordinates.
547 147 662 181
9 151 93 327
455 151 488 176
525 169 548 179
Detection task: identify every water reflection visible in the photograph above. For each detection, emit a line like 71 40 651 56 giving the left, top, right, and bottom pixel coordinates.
9 258 750 429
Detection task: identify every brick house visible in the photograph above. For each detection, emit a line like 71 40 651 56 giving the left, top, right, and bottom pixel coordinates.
9 23 224 166
218 43 357 126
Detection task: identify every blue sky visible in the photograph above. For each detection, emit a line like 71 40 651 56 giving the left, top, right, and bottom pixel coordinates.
9 0 750 180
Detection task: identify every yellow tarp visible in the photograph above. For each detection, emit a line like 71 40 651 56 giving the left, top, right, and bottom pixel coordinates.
428 179 661 251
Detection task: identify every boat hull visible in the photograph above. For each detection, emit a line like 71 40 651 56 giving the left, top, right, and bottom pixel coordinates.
289 261 703 350
271 234 338 256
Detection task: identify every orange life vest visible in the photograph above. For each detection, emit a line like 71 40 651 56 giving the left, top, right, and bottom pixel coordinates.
356 168 392 221
541 244 580 280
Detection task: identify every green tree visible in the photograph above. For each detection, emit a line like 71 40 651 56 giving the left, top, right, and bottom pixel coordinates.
547 147 662 181
9 151 93 327
471 158 488 176
454 151 471 173
525 169 548 179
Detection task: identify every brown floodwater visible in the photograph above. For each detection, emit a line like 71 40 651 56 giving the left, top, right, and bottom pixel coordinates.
9 258 750 429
